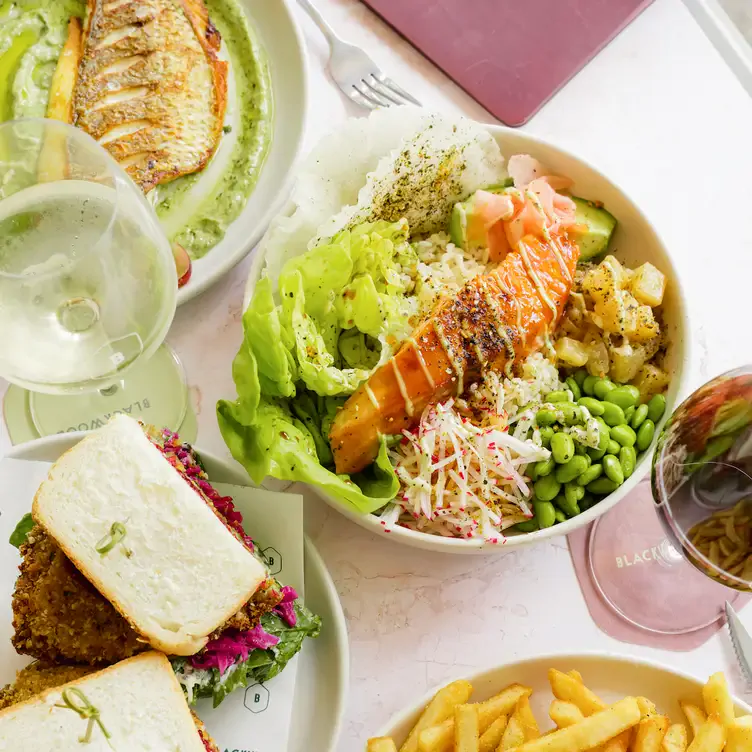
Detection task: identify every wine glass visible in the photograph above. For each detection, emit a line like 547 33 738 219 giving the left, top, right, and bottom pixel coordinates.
586 366 752 635
0 118 187 436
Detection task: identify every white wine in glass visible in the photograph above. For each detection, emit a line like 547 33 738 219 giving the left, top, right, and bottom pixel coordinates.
0 118 187 435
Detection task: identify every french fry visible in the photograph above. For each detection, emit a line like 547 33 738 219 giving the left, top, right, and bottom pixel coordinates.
680 703 707 738
500 709 526 751
568 670 584 683
369 739 399 752
725 716 752 752
632 715 669 752
701 673 735 728
479 715 508 752
548 670 607 716
600 729 631 752
637 697 658 719
516 697 540 741
686 714 726 752
549 700 584 729
456 704 479 752
512 697 641 752
46 18 82 124
661 723 688 752
418 685 531 752
400 680 473 752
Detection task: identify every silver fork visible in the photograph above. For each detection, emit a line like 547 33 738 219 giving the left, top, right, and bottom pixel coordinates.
296 0 421 110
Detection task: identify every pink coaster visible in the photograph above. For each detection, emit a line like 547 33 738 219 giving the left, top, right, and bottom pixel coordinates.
568 478 750 649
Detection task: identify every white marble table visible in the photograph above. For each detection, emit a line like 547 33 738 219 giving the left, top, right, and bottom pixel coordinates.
3 0 752 748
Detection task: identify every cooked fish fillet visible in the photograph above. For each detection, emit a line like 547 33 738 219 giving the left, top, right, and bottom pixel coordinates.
72 0 228 192
329 233 580 475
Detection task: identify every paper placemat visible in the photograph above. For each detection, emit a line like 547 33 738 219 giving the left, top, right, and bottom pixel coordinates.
0 459 304 752
568 477 749 649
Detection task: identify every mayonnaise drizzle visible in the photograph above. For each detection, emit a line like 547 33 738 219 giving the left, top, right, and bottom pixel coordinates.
365 384 380 410
433 319 464 397
477 276 516 379
392 359 414 417
517 239 558 321
408 337 435 389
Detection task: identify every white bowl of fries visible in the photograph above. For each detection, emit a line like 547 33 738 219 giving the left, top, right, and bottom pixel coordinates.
367 654 752 752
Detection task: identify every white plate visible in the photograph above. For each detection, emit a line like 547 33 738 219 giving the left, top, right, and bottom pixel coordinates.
178 0 308 304
375 653 752 746
244 123 691 553
6 434 348 752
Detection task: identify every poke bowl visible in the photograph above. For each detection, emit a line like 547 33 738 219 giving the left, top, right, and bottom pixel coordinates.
222 110 689 553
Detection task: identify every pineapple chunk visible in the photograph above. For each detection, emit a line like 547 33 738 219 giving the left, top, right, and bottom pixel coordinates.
630 305 661 343
602 255 627 287
585 339 610 377
583 262 619 306
630 263 666 307
594 289 631 334
610 342 647 383
633 364 671 402
555 337 589 367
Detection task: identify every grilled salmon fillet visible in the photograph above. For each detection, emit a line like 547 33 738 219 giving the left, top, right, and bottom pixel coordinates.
329 233 580 475
70 0 227 192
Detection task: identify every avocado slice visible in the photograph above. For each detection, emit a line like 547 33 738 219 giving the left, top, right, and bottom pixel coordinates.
449 178 514 250
571 196 617 261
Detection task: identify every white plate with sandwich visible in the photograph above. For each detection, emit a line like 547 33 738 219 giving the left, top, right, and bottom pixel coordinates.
0 417 348 751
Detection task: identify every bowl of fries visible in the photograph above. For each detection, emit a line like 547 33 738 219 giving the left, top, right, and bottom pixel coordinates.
367 654 752 752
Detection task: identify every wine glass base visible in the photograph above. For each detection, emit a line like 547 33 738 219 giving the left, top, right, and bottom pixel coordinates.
587 487 743 635
20 345 188 438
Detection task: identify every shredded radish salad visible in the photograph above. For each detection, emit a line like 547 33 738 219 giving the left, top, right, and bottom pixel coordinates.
380 354 563 542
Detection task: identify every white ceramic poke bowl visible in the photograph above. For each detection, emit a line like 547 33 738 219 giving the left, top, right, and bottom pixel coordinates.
244 124 690 554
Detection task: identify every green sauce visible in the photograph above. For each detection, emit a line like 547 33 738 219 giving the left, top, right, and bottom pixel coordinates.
0 0 272 261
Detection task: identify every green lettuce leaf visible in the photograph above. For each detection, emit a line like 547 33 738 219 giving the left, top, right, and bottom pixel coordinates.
218 219 415 515
9 513 34 549
172 601 322 708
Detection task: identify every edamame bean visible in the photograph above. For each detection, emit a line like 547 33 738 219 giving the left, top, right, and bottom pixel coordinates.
532 456 555 479
536 409 557 427
533 499 557 529
579 493 596 512
601 401 626 427
539 426 554 448
515 519 539 533
557 403 582 425
534 475 561 502
555 493 580 518
577 463 603 486
631 403 649 430
619 445 636 478
603 454 625 485
578 397 605 416
555 455 589 483
582 375 599 396
546 390 570 403
636 419 656 451
551 432 575 464
606 440 621 456
647 394 667 423
587 477 620 495
623 405 635 424
554 508 567 524
596 420 610 451
610 424 637 447
605 385 640 410
565 377 582 401
573 369 588 387
593 378 616 400
588 446 607 461
574 441 588 456
565 481 585 505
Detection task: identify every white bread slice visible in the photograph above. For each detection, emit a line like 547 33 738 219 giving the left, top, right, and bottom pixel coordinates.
0 652 208 751
32 414 266 656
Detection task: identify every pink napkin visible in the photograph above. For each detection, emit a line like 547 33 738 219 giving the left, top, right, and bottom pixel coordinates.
568 478 749 649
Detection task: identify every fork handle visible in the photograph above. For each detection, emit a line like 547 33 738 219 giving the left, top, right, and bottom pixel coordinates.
296 0 342 48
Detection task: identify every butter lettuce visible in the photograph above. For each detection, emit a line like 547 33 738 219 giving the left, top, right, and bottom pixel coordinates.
218 220 414 513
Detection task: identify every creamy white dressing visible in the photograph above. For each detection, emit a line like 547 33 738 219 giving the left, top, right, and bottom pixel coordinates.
478 276 516 379
392 359 414 417
433 319 464 397
365 384 380 410
408 336 435 389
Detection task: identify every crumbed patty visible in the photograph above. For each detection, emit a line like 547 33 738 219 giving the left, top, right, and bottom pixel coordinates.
0 662 94 710
11 526 283 666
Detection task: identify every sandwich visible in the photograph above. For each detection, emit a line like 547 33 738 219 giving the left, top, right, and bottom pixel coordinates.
0 652 219 751
8 414 320 707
